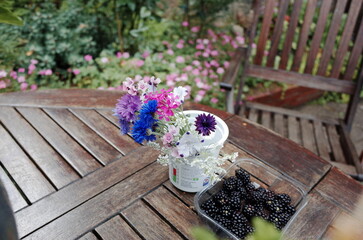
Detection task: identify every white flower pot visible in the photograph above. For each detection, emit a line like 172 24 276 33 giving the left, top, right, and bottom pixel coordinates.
168 110 229 192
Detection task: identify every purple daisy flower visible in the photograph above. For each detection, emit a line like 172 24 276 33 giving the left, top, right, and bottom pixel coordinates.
195 113 217 136
114 94 141 122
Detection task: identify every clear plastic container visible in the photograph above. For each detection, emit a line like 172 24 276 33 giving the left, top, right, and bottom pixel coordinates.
194 158 308 239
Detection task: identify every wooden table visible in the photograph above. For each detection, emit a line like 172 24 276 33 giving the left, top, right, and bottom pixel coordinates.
0 89 362 240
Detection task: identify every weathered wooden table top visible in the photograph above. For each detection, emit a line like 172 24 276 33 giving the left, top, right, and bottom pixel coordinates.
0 89 362 240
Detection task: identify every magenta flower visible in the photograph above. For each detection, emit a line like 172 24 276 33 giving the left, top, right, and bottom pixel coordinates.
211 98 218 104
17 76 25 83
142 51 150 58
73 69 80 75
123 52 130 59
28 64 36 71
10 71 17 79
192 69 200 76
182 21 189 27
195 113 217 136
18 68 25 73
0 80 6 89
135 60 144 67
116 52 122 58
101 57 109 63
0 70 7 78
191 26 200 32
144 89 180 121
192 60 200 66
211 50 219 56
184 65 193 71
30 59 39 65
30 84 38 91
20 82 28 91
84 55 93 61
167 49 174 55
45 69 53 75
176 43 184 49
217 67 225 74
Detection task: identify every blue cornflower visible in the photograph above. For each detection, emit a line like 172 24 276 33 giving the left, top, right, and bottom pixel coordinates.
119 118 130 135
132 100 158 143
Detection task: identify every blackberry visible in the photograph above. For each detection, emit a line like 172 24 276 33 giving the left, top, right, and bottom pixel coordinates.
235 168 251 184
223 176 238 192
245 182 256 193
262 190 275 201
230 225 248 239
228 195 241 210
213 215 231 228
237 187 248 200
283 205 296 216
266 199 284 213
201 199 218 215
220 205 233 217
276 193 292 205
245 224 254 234
268 212 290 229
231 213 248 225
213 191 229 206
249 188 265 202
242 204 255 217
253 202 265 215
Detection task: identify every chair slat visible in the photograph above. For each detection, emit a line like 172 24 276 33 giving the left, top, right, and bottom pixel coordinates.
248 108 259 122
287 116 302 145
291 0 318 72
326 124 345 163
301 119 318 155
266 0 290 68
304 0 334 74
313 121 331 161
254 0 276 65
317 0 348 76
279 0 304 70
330 0 362 79
343 21 363 81
274 113 285 137
261 111 272 129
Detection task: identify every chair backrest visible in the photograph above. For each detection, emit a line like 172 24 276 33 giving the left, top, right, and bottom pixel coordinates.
241 0 363 130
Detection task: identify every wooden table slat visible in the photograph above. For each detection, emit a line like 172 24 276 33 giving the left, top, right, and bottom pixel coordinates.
44 108 122 165
17 107 101 176
15 146 159 238
95 215 141 240
70 108 139 155
0 124 55 203
144 186 202 239
300 118 318 155
0 107 79 188
122 200 183 240
23 162 168 240
313 121 331 161
326 124 346 163
78 232 99 240
0 167 28 212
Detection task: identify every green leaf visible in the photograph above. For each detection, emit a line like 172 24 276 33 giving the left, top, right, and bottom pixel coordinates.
246 218 282 240
0 6 23 26
191 227 219 240
140 6 151 18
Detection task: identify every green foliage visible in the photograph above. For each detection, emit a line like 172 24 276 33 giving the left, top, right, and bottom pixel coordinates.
191 227 220 240
0 6 23 25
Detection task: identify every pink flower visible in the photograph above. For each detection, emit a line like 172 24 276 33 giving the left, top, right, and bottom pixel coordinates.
116 52 122 58
176 56 185 63
252 43 257 49
0 70 7 78
45 69 53 75
163 132 174 145
231 40 238 49
30 84 38 91
196 44 204 50
264 50 269 56
203 39 209 45
201 69 208 76
18 68 25 73
236 36 245 45
191 26 200 32
0 80 6 89
204 61 211 68
192 60 200 66
30 59 38 65
195 94 203 102
167 49 174 55
84 55 93 61
142 51 150 58
73 69 80 75
211 97 218 104
202 52 210 58
224 61 230 68
10 71 17 79
211 50 219 56
195 77 201 83
28 64 36 72
217 67 225 74
158 53 163 59
123 52 130 59
98 86 105 90
38 70 46 75
144 89 180 121
194 51 202 57
176 43 184 49
135 60 144 67
101 57 109 63
210 60 219 67
166 79 175 87
184 65 193 71
198 90 206 97
182 21 189 27
17 76 25 83
192 68 200 76
162 40 169 45
20 82 28 91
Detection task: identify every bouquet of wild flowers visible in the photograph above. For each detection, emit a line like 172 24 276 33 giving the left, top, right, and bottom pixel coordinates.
114 76 237 179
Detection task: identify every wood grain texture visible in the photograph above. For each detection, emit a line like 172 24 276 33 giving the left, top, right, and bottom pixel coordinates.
313 121 331 161
326 124 345 163
273 113 285 137
0 167 27 212
226 115 331 191
300 118 318 155
144 186 202 239
122 200 183 240
15 147 159 238
163 181 195 207
78 232 99 240
184 102 233 120
0 124 55 203
343 22 363 80
287 116 302 145
0 89 123 108
248 108 258 122
23 162 168 240
261 111 272 129
0 107 79 188
95 215 141 240
17 107 101 176
70 108 139 155
315 167 363 213
44 108 122 165
269 179 304 207
283 191 341 240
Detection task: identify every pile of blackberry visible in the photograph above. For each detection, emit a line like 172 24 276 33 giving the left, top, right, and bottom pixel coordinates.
200 168 296 239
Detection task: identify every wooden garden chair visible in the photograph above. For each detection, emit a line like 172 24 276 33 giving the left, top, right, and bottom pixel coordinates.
220 0 363 179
